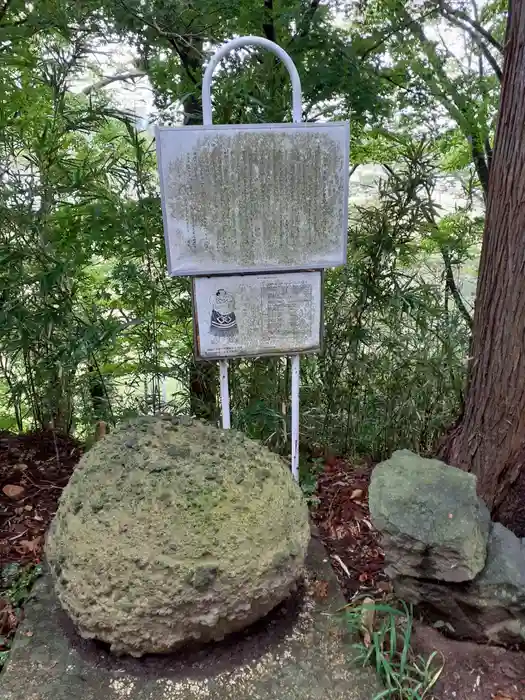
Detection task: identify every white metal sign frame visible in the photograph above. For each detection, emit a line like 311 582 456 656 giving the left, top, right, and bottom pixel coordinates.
156 36 349 481
200 35 316 481
202 36 302 123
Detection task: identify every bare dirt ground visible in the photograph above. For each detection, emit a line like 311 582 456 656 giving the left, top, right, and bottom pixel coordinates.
0 430 81 653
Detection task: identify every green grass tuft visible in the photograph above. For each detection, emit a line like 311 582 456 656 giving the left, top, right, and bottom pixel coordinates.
343 599 444 700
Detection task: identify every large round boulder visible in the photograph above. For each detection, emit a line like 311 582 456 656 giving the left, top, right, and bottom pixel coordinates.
46 415 310 656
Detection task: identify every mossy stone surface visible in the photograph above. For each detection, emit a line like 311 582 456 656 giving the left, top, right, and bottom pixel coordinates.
369 449 490 582
46 415 310 656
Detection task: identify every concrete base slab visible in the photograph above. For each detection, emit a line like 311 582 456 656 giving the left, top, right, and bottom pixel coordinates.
1 538 380 700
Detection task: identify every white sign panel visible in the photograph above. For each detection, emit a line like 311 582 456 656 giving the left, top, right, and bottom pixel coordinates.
193 271 322 359
156 122 349 276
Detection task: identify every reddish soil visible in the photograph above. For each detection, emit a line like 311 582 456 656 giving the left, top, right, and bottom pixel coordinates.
0 430 82 654
313 457 525 700
313 457 391 600
413 623 525 700
0 430 82 565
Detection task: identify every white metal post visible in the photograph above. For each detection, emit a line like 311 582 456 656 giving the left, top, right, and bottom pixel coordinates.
291 355 300 481
219 359 231 429
202 36 303 436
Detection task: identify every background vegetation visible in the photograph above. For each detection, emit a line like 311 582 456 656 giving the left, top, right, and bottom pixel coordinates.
0 0 505 461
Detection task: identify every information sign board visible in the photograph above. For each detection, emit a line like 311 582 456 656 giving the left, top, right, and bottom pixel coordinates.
156 122 349 276
193 271 322 360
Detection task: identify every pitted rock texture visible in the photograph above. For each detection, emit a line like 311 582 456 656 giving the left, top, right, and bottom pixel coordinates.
45 415 310 657
369 450 490 582
394 523 525 646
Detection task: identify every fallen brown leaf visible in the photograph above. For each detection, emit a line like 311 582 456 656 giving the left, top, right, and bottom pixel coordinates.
17 537 42 555
377 581 393 594
94 420 107 441
312 580 329 599
350 489 363 500
2 484 25 500
360 596 375 648
0 601 18 635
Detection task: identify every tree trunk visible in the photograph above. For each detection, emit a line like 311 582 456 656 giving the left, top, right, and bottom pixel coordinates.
190 367 217 422
441 0 525 536
87 364 108 421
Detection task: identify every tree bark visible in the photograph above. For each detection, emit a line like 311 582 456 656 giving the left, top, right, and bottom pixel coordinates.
87 364 108 421
441 0 525 536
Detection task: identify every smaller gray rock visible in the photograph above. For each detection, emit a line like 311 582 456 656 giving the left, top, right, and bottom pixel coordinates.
468 523 525 644
393 576 482 640
369 450 490 582
393 523 525 646
473 523 525 595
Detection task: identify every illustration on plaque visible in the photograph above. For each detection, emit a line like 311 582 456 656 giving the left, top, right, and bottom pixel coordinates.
209 289 238 337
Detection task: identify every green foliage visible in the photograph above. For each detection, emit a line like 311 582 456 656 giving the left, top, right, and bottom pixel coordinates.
0 563 43 671
299 457 324 508
0 0 487 465
94 0 389 126
354 0 504 194
5 564 43 607
304 137 471 458
344 600 443 699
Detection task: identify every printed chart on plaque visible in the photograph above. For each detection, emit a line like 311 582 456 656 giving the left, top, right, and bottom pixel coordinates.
156 123 349 276
193 272 322 360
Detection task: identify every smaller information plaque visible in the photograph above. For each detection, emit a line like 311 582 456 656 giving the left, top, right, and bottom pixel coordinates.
193 271 323 360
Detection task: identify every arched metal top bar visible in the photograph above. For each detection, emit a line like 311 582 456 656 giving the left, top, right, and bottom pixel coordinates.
202 35 302 126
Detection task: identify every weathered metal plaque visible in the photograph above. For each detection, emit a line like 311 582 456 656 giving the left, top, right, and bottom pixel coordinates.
193 271 322 359
156 123 349 276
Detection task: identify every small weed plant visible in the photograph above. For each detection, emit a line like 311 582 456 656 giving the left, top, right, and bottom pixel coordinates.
343 599 443 700
299 457 325 508
0 563 42 670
